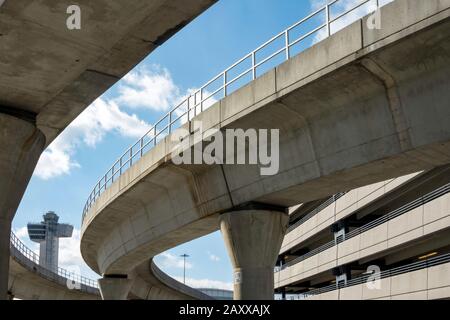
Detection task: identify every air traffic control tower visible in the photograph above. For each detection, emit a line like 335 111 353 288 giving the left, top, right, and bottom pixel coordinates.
28 212 73 272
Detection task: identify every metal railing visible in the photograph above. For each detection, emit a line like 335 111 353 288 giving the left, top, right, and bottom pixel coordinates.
277 182 450 271
287 192 347 233
301 252 450 298
150 260 214 300
82 0 386 221
9 232 99 291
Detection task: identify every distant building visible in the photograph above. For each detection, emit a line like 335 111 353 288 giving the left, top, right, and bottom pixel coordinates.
198 288 233 300
275 169 450 300
27 211 73 272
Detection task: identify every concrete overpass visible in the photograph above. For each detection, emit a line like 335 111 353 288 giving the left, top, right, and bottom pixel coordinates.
0 0 217 299
80 0 450 300
8 232 99 300
8 231 209 300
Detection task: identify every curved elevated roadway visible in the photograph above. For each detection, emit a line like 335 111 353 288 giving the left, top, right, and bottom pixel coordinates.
0 0 217 299
8 231 209 300
8 232 99 300
81 0 450 299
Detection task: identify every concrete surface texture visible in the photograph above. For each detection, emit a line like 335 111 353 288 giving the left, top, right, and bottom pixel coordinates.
98 277 133 300
0 0 216 300
305 261 450 300
275 190 450 289
220 210 289 300
8 228 205 300
81 0 450 300
8 256 99 300
119 259 212 300
0 114 45 300
280 172 420 255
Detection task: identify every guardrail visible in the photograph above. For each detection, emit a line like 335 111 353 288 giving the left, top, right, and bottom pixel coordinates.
301 252 450 298
287 192 347 233
82 0 386 221
277 182 450 271
10 232 98 291
150 260 213 300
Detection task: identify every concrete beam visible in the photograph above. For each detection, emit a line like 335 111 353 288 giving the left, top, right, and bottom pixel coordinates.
220 210 289 300
0 218 11 301
0 113 45 300
0 0 217 145
98 276 133 300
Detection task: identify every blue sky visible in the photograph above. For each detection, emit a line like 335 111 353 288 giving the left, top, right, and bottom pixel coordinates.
12 0 389 289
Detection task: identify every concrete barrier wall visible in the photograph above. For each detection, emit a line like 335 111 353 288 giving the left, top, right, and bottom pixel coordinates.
305 262 450 300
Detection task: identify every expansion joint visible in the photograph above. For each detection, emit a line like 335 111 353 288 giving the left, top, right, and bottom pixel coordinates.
359 57 412 152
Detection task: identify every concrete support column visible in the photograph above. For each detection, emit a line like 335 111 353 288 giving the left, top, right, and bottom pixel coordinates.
220 209 289 300
0 218 12 301
0 113 45 300
98 276 133 300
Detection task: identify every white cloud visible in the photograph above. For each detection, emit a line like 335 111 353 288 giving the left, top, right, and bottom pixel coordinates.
173 276 233 291
33 64 221 180
34 139 80 180
34 98 151 180
157 252 193 270
14 226 29 240
208 251 220 262
116 66 181 112
33 65 206 181
56 229 100 281
58 229 84 270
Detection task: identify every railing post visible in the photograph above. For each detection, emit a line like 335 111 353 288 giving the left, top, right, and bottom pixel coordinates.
284 30 290 60
200 89 204 112
154 127 157 146
251 52 256 80
120 157 122 175
169 111 172 133
193 91 197 117
129 148 133 166
140 138 144 157
223 71 227 97
187 96 191 122
326 2 331 36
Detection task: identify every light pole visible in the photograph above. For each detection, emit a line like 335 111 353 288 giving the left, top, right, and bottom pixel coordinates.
180 254 189 284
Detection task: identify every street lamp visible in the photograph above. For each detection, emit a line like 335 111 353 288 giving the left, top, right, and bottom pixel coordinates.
180 254 190 284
